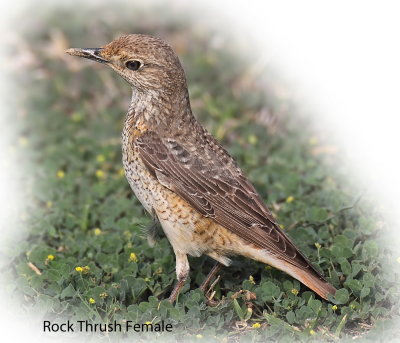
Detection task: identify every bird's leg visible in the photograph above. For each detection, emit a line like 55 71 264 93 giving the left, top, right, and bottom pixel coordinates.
169 252 189 303
200 262 223 292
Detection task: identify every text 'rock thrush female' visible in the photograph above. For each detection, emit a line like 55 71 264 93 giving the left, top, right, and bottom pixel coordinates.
66 34 336 302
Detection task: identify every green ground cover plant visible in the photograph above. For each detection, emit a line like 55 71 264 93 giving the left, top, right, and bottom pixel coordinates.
3 5 400 342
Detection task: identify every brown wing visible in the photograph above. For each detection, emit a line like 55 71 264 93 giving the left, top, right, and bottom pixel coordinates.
136 130 322 275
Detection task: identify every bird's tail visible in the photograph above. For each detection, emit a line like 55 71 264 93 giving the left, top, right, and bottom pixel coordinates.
253 250 337 300
290 266 337 300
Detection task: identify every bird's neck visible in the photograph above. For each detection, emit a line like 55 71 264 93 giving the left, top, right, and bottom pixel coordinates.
124 87 196 135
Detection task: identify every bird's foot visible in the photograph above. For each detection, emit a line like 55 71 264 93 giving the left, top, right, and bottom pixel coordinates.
168 278 187 303
203 275 221 306
200 262 223 306
199 262 222 292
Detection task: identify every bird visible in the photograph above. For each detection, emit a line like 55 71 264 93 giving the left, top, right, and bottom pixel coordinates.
66 34 337 303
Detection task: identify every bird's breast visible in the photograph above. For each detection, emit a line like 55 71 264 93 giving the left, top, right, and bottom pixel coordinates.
121 120 156 214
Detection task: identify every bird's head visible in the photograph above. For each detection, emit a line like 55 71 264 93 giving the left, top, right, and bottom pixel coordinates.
66 34 187 97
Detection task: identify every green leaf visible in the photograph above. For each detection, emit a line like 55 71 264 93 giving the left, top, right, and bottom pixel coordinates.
334 289 350 304
345 279 362 293
308 299 322 314
351 263 362 277
232 299 244 321
360 287 370 298
282 280 293 292
264 313 298 334
334 235 353 249
335 314 348 337
307 207 328 222
257 281 281 302
339 258 352 275
131 278 148 300
60 284 76 299
362 240 379 260
362 273 375 287
286 311 296 324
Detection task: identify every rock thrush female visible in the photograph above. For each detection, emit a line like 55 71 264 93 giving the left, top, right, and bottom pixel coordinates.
66 34 336 302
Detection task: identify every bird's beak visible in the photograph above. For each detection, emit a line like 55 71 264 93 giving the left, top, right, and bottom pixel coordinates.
65 48 109 64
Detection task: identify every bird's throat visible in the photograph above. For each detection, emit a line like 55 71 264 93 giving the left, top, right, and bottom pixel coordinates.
125 87 193 133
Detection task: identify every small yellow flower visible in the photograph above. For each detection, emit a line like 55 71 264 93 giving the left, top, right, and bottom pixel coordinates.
95 170 105 179
279 224 285 230
18 136 29 147
144 277 151 282
216 127 226 140
117 168 125 177
310 329 316 335
144 321 152 325
57 170 65 179
309 136 318 146
252 323 261 329
47 254 55 261
286 195 294 203
332 305 338 311
123 231 133 240
291 288 299 296
196 334 203 339
99 292 108 299
350 303 356 310
46 201 53 208
71 112 83 123
89 298 95 304
315 242 321 249
249 275 255 285
96 154 106 163
129 252 138 262
76 266 90 274
94 228 102 236
248 134 258 145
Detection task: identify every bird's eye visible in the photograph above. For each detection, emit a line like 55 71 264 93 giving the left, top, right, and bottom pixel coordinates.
125 60 141 71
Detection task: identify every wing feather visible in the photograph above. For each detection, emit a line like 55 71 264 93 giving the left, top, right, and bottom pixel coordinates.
136 131 322 274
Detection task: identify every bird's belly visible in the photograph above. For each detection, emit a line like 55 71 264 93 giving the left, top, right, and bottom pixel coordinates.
153 188 248 265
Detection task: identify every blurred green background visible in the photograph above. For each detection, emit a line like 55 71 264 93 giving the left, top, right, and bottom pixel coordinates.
1 3 400 342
